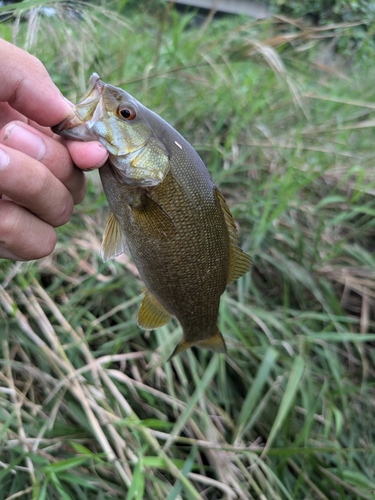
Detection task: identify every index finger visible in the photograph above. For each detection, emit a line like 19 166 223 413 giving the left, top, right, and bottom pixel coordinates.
0 39 72 127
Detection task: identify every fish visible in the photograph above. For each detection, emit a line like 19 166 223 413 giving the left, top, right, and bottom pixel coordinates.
53 74 251 358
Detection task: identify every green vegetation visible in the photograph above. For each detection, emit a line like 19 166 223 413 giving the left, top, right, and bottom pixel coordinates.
271 0 375 23
1 2 375 498
270 0 375 57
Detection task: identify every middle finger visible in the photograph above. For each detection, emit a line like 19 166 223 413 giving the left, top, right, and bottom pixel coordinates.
0 121 87 204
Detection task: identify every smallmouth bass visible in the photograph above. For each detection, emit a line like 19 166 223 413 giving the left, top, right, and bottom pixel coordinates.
53 74 251 358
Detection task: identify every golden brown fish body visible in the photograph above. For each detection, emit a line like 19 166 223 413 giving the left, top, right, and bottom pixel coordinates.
53 74 251 357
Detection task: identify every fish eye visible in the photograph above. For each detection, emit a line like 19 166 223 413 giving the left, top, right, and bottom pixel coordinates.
118 105 137 121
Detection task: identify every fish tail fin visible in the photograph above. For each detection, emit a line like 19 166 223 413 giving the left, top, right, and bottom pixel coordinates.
196 327 227 353
168 327 227 360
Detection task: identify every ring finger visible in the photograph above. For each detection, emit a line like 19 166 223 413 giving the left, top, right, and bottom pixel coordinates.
0 144 73 227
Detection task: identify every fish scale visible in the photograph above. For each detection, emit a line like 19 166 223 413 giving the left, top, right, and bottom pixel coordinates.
53 74 251 358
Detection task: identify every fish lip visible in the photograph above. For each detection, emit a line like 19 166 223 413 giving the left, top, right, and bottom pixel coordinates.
51 114 82 136
89 72 103 90
80 73 105 106
52 112 98 141
52 74 106 140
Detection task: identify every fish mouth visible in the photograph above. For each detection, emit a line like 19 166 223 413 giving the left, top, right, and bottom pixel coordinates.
52 73 106 141
88 73 103 93
51 113 89 139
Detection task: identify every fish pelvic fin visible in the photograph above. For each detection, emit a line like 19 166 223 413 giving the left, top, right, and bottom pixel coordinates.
138 289 172 329
168 327 227 360
101 212 127 261
214 188 252 283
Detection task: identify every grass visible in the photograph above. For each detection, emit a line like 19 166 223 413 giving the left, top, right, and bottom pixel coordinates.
1 1 375 498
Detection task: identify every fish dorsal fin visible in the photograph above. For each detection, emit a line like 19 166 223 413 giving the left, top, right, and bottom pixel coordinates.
101 212 127 262
228 245 252 284
215 188 252 284
137 289 172 330
168 327 227 360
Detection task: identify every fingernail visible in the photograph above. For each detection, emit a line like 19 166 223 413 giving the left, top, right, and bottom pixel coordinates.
0 148 10 171
62 96 75 108
94 143 109 164
3 123 46 161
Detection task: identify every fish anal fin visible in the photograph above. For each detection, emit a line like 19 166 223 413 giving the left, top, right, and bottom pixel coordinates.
138 290 172 330
101 212 127 262
214 188 252 284
168 327 227 360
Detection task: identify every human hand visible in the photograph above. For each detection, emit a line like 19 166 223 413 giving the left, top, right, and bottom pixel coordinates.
0 39 109 260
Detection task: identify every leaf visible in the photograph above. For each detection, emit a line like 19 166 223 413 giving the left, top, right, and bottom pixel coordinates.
163 355 220 451
41 456 89 474
235 347 279 442
166 446 198 500
125 456 145 500
263 356 305 455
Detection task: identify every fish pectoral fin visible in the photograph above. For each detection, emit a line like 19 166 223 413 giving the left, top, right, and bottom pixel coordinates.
134 192 175 237
168 327 227 360
214 188 252 283
137 290 172 329
101 212 127 262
